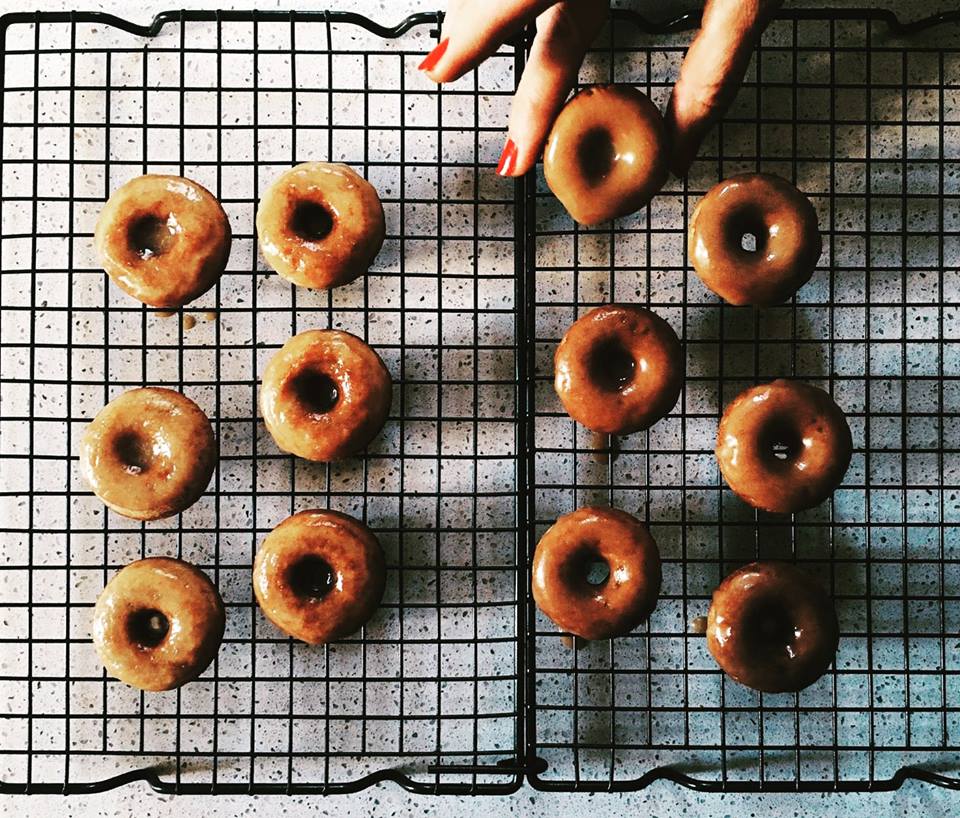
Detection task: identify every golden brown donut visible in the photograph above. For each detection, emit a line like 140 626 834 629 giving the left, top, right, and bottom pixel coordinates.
532 506 661 640
260 329 392 462
94 174 231 307
253 510 386 645
80 387 217 521
93 557 225 691
706 561 839 693
543 85 668 225
689 173 821 306
256 162 385 289
716 379 852 514
554 304 682 435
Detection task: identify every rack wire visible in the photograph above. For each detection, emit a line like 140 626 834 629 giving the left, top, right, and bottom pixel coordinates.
0 5 959 797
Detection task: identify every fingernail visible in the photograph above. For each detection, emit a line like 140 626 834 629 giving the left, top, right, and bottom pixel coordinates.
418 38 449 72
496 138 518 177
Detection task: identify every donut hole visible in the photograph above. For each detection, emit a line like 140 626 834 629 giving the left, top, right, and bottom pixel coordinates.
584 559 611 586
127 608 170 649
589 339 636 392
292 370 340 416
757 419 803 465
577 127 616 186
727 208 768 256
128 214 176 259
290 200 334 242
288 555 336 601
113 431 151 475
741 598 796 656
564 546 611 593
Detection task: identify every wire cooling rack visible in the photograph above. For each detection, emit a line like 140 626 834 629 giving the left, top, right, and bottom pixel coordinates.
0 9 524 795
0 4 959 797
525 7 960 793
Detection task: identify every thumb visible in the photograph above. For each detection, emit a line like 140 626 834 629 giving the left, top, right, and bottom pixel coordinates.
665 0 781 176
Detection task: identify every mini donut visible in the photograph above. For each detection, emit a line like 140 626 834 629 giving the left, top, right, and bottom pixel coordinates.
543 85 668 226
688 173 822 306
716 379 852 514
532 506 661 641
80 387 217 521
707 561 839 693
260 329 392 462
93 557 225 691
94 174 231 308
253 510 386 645
554 304 682 435
256 162 385 289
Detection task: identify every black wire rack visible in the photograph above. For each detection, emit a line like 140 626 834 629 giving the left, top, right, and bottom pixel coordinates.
0 5 959 797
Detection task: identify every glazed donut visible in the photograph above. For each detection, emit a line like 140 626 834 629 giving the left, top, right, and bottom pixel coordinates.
253 510 386 644
256 162 385 289
80 387 217 520
93 557 225 691
688 173 821 306
716 379 852 514
260 329 392 461
554 304 682 435
532 506 661 641
94 174 231 308
543 85 668 226
706 561 839 693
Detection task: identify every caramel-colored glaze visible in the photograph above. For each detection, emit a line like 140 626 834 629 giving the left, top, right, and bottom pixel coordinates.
94 175 231 308
253 510 386 645
716 379 852 514
260 329 392 462
532 506 661 640
689 173 822 306
256 162 385 289
554 304 682 435
80 387 216 520
543 86 668 226
706 561 839 693
93 557 225 691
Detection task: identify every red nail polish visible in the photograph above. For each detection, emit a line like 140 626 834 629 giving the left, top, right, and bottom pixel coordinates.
418 38 449 72
496 138 518 176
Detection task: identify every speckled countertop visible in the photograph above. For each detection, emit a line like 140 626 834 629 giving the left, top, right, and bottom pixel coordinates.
3 0 960 815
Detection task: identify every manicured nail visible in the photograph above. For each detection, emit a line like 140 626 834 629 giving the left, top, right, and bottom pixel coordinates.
496 138 518 176
418 38 449 72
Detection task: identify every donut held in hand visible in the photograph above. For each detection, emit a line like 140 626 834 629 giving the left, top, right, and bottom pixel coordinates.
544 86 668 225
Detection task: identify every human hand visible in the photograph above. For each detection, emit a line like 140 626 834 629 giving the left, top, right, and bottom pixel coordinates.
419 0 782 177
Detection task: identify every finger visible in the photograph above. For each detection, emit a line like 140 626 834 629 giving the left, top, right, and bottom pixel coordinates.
665 0 782 176
498 1 607 176
420 0 556 83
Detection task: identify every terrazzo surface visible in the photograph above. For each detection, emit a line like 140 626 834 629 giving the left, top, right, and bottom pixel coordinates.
3 0 960 815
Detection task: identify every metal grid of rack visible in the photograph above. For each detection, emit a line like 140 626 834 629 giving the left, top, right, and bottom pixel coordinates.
0 5 959 796
0 10 524 794
525 8 960 792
